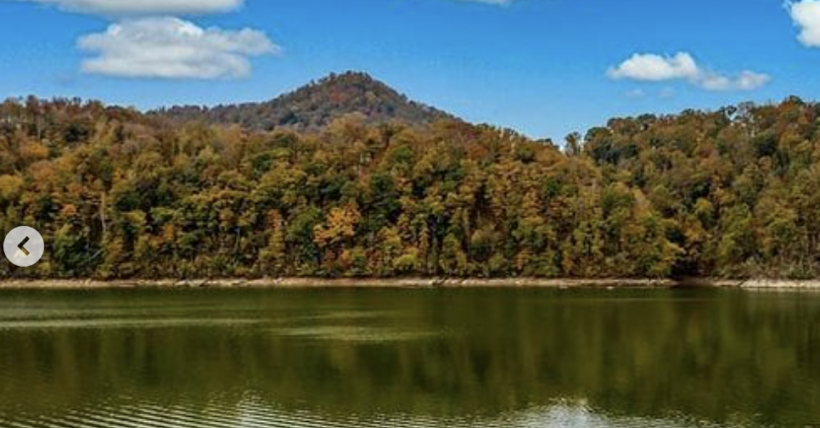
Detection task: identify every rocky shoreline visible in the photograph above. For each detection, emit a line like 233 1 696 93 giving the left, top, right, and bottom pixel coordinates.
0 278 819 290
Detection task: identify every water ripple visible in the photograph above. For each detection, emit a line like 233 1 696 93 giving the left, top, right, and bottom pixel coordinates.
0 400 741 428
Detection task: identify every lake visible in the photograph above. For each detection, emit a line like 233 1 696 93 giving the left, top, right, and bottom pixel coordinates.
0 288 818 428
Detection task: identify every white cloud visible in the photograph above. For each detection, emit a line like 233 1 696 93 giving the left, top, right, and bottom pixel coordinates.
698 70 771 92
608 52 699 81
789 0 820 47
13 0 243 15
608 52 770 92
78 17 278 80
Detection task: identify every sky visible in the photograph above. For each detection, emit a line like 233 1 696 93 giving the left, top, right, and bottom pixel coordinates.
0 0 819 140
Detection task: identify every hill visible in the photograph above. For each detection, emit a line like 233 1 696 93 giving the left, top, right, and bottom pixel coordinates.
154 71 456 131
1 95 819 280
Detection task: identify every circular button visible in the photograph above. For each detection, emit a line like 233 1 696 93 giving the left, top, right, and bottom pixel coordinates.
4 226 45 268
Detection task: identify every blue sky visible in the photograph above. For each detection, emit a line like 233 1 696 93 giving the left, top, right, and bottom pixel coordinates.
1 0 819 140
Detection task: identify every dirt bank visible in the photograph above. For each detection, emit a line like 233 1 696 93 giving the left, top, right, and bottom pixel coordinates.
1 277 819 290
0 278 675 289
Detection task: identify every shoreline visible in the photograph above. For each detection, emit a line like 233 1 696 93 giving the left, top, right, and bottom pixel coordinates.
0 278 819 290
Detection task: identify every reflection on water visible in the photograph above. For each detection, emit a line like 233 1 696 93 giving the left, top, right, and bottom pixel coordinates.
0 288 818 427
276 325 441 342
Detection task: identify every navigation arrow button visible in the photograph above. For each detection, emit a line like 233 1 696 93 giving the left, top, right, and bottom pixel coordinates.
4 227 44 268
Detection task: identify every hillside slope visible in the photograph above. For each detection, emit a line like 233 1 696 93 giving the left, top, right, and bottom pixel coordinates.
155 71 455 131
1 96 819 279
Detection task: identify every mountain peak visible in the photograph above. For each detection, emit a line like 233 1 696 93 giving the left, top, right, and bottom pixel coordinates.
156 71 455 131
314 70 380 85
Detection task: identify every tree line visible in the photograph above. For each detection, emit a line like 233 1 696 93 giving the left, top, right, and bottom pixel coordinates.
1 96 818 279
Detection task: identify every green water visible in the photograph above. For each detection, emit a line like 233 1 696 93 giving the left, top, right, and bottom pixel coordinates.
0 288 818 428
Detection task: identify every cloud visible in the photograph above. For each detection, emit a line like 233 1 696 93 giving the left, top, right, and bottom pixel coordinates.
12 0 243 15
697 70 771 92
608 52 770 92
788 0 820 47
607 52 699 81
78 17 278 80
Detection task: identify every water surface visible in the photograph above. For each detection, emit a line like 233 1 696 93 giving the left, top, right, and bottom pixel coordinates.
0 288 817 427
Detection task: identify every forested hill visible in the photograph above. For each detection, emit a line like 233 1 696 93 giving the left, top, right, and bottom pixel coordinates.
1 95 819 280
153 72 455 131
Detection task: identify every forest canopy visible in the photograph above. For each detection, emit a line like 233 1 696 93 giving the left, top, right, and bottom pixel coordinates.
1 95 819 280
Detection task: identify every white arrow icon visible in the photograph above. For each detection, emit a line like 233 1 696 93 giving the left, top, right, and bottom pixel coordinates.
4 226 44 268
